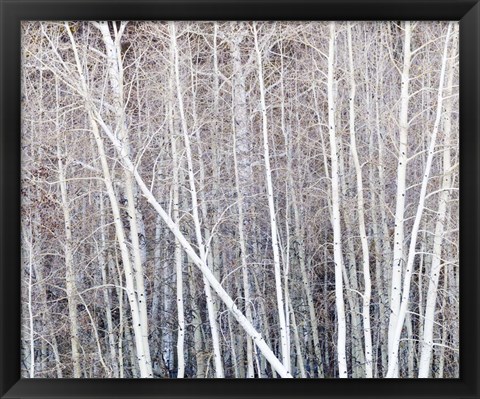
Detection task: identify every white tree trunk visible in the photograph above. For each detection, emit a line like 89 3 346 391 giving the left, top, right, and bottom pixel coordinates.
386 22 453 378
166 24 186 379
98 195 120 377
230 29 256 378
327 21 348 378
90 106 293 376
253 23 290 373
171 133 185 378
57 145 82 378
347 23 373 378
387 21 411 378
233 119 255 378
91 118 152 378
169 22 224 378
418 23 458 378
93 21 154 374
373 64 390 375
62 27 152 373
22 223 36 378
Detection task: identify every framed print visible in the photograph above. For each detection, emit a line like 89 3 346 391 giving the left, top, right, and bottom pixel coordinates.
1 0 479 398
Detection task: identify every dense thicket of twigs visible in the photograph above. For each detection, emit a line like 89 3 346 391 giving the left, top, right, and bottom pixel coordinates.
21 21 458 378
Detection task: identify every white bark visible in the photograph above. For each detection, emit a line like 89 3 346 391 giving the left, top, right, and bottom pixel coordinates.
166 24 186 379
386 22 453 378
99 195 120 377
253 22 290 372
172 134 185 378
327 21 348 378
63 25 151 374
187 263 207 378
347 23 373 378
289 301 307 378
387 21 411 378
91 118 152 377
57 145 82 378
23 20 459 379
373 62 390 375
230 28 255 378
418 23 458 378
233 118 255 378
23 223 36 378
169 22 224 378
95 110 293 376
93 21 153 374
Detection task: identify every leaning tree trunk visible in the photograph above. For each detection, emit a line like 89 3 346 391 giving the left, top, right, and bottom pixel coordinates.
253 23 290 373
63 26 153 376
89 98 293 376
93 21 153 375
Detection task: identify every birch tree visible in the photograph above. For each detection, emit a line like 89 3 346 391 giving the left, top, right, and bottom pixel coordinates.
253 22 290 372
417 23 458 378
347 23 373 378
386 22 454 378
387 21 411 378
327 22 348 378
21 20 459 379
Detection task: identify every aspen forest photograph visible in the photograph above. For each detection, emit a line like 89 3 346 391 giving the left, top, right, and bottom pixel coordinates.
20 20 459 379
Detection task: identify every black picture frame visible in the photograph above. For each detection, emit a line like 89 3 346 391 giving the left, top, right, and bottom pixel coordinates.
1 0 478 398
